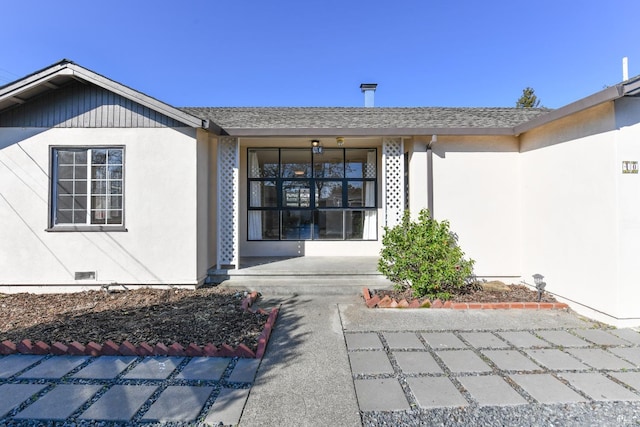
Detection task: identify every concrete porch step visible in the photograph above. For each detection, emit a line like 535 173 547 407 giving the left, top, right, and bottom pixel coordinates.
205 256 392 295
212 274 392 296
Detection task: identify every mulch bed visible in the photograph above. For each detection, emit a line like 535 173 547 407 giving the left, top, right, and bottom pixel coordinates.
365 283 568 309
0 287 275 357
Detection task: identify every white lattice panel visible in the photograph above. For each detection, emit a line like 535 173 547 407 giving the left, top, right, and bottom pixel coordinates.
383 138 404 227
217 137 239 268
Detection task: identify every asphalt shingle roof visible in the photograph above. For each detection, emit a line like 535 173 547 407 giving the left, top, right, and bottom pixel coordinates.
180 107 552 132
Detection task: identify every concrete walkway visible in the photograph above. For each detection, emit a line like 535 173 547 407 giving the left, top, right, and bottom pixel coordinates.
2 295 640 425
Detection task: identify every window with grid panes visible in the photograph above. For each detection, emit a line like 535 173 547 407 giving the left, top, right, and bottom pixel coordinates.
51 147 124 227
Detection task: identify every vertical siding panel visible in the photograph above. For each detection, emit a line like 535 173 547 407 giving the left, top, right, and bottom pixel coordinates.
0 81 181 129
107 91 114 127
92 86 97 126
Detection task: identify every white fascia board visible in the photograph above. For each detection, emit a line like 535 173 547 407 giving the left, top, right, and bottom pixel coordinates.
0 65 72 101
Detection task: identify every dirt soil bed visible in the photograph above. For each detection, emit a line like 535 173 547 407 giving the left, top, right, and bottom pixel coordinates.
374 284 558 304
0 287 268 352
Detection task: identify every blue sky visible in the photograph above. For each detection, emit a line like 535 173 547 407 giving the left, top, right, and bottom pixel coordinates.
1 0 638 108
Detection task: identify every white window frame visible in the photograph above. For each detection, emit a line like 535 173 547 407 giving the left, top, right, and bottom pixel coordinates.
49 146 126 231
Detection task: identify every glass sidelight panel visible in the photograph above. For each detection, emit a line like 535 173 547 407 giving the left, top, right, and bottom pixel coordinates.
248 210 279 240
315 210 344 240
248 149 279 178
314 149 344 178
281 149 311 178
283 181 310 207
282 210 315 240
316 181 342 207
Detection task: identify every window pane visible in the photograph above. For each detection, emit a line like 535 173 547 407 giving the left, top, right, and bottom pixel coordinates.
75 181 87 195
315 210 343 240
346 210 377 240
346 149 376 178
58 195 74 210
281 149 311 178
109 196 122 209
92 149 107 164
74 210 87 224
58 165 74 179
108 149 123 164
74 165 87 179
92 181 107 194
346 181 376 208
314 149 344 178
249 181 277 208
108 165 122 180
75 151 87 164
57 151 75 165
92 165 106 179
315 181 342 207
248 210 279 240
248 149 279 178
74 197 87 210
283 181 310 207
107 210 122 224
58 181 74 195
91 195 107 210
347 182 363 207
91 210 107 224
346 210 365 239
109 181 122 194
282 210 314 240
56 209 73 223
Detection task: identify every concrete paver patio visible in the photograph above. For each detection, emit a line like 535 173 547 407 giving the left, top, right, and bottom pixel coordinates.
340 303 640 425
0 354 259 425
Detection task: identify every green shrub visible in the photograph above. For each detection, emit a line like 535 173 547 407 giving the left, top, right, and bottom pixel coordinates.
377 209 476 300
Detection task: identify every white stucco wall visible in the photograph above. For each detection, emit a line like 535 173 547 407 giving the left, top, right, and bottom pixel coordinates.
519 103 630 325
0 127 204 291
614 98 640 324
429 136 522 278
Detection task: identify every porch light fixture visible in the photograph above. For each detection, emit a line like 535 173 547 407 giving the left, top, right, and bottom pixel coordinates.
336 137 344 147
312 139 323 154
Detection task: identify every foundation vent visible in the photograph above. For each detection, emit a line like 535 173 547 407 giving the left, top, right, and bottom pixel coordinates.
75 271 96 280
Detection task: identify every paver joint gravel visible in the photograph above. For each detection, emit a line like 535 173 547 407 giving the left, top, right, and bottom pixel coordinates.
0 354 257 425
346 325 640 426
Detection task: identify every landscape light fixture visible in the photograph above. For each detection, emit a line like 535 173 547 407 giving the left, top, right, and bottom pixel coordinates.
532 274 546 302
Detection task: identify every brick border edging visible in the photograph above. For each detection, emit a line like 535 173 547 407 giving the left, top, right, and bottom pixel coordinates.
362 287 570 310
0 291 279 359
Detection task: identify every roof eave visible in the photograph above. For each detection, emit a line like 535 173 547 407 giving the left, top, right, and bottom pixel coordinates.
0 60 206 129
218 127 516 138
514 85 624 134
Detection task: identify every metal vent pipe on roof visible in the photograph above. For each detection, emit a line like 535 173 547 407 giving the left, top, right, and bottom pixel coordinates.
360 83 377 107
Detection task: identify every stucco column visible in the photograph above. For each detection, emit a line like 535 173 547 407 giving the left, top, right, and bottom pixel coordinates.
217 136 239 269
382 137 404 227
